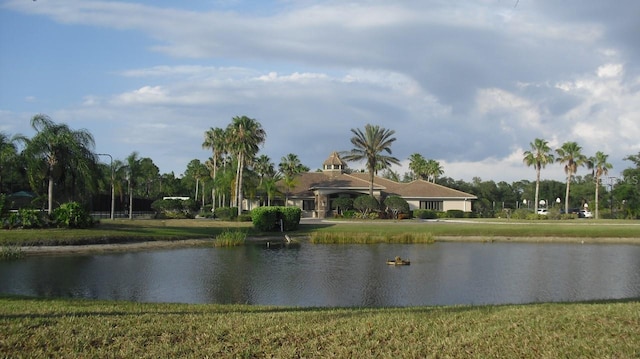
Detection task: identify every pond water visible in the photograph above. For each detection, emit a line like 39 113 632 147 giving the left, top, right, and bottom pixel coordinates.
1 242 639 307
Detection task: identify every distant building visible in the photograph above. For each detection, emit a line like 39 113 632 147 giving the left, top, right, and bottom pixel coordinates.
275 151 477 218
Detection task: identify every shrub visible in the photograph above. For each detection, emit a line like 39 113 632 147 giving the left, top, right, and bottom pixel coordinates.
413 209 439 219
52 202 94 228
214 207 238 221
445 209 464 218
383 196 409 219
342 210 356 219
251 206 302 232
6 208 46 229
151 199 197 219
251 207 279 231
281 207 302 231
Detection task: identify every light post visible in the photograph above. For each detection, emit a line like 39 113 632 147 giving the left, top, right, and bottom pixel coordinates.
97 153 115 220
555 197 561 210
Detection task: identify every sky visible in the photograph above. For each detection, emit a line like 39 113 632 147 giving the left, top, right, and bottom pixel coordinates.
1 0 639 183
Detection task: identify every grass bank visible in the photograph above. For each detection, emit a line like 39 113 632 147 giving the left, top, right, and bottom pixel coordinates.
1 296 638 358
1 218 639 249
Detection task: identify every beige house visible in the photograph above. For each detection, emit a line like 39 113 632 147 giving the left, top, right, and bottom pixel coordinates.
277 152 477 218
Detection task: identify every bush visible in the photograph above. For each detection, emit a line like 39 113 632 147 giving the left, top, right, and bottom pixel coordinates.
214 207 238 221
413 209 439 219
445 209 465 218
251 206 302 232
52 202 94 228
151 199 197 218
6 208 46 229
281 207 302 231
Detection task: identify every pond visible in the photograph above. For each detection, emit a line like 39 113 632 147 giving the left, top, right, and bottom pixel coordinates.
1 242 639 307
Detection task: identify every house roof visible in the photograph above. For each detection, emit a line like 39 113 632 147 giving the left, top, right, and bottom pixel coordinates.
278 152 476 200
282 171 476 199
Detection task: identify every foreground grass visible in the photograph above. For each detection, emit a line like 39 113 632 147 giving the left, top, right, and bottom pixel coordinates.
1 296 638 358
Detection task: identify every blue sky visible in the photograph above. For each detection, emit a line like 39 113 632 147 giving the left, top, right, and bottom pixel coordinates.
1 0 640 183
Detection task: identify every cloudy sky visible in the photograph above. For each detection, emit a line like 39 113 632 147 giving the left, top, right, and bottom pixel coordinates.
1 0 639 183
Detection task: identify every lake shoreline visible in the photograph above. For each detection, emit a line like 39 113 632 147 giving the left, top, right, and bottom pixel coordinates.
17 235 640 255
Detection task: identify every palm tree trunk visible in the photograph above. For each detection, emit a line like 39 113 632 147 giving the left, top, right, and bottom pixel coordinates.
595 176 600 219
534 167 541 213
369 170 374 198
237 153 244 216
128 179 133 220
564 175 571 215
47 174 54 214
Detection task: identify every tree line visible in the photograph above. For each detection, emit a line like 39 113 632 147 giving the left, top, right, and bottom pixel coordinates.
1 115 639 219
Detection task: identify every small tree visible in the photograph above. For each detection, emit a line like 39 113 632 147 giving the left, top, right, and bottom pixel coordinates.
353 195 379 217
384 196 409 219
332 197 353 216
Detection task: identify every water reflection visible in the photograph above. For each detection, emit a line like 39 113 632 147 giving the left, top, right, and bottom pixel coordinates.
1 242 639 307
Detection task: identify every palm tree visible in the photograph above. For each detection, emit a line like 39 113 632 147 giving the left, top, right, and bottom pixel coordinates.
226 116 266 216
254 154 274 187
408 153 428 180
588 151 613 219
425 159 444 183
523 138 555 213
342 124 400 198
22 114 96 214
278 153 309 206
202 127 226 212
555 141 587 214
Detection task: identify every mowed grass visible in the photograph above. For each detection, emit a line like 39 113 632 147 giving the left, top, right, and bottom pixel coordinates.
0 219 255 246
1 296 638 358
2 218 640 247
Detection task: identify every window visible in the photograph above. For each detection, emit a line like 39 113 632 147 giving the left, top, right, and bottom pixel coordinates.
303 200 315 210
420 200 443 211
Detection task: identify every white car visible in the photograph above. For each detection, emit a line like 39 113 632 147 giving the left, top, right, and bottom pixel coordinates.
578 210 593 218
537 208 548 215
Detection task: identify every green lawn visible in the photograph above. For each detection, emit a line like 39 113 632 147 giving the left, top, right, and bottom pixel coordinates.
1 296 638 358
1 218 639 247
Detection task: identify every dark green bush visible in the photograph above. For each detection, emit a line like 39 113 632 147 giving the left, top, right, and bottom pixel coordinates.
413 209 438 219
445 209 465 218
251 206 301 232
251 207 279 231
281 207 302 231
52 202 93 228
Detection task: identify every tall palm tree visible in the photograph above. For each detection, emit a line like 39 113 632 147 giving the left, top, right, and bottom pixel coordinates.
202 127 226 212
523 138 555 213
278 153 309 205
342 124 400 198
408 153 428 181
254 154 274 187
226 116 266 216
555 141 587 214
588 151 613 219
23 114 96 214
425 159 444 183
